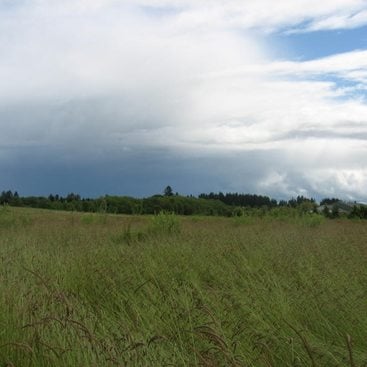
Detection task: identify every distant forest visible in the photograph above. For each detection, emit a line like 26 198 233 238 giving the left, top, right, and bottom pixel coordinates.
1 187 366 218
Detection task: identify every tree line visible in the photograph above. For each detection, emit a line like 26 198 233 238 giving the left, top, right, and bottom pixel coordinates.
0 190 232 216
1 188 366 218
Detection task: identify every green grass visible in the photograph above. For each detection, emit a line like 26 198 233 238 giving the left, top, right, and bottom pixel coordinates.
1 207 367 366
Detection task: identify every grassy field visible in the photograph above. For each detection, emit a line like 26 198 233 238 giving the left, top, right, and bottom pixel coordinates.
0 207 367 366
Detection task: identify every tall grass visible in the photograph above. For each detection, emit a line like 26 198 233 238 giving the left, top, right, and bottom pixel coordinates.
150 211 181 234
0 208 367 366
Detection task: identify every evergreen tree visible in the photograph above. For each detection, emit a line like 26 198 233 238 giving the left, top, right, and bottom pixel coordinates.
164 186 173 197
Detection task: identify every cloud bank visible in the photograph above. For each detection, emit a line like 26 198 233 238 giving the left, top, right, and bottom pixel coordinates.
1 0 367 200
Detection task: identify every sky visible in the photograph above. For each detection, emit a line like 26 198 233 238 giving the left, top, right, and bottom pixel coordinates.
1 0 367 201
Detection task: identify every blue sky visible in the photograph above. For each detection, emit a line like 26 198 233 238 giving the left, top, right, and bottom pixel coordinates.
270 27 367 60
1 0 367 200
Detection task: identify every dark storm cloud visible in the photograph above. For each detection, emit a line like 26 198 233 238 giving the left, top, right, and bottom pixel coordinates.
1 1 367 200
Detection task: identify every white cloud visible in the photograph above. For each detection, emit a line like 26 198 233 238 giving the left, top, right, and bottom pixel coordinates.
305 9 367 31
4 0 367 32
134 0 367 32
268 50 367 82
1 0 367 199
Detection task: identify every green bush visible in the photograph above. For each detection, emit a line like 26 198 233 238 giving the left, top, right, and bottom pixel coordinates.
150 211 181 234
300 214 325 227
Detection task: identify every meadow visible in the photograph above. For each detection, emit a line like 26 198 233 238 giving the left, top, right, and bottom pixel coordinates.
0 207 367 366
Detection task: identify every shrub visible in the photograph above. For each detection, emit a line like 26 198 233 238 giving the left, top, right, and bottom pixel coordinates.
301 214 325 227
150 211 181 234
